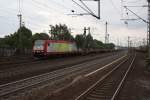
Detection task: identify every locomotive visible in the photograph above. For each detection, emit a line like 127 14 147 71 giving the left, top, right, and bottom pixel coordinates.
33 40 79 57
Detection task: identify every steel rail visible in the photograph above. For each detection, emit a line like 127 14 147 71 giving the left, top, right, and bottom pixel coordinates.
0 52 119 71
0 52 118 79
111 53 136 100
0 59 41 70
0 54 124 88
0 54 126 98
0 51 125 88
75 55 129 100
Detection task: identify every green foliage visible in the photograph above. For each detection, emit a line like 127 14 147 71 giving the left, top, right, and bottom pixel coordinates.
92 39 104 49
18 26 32 39
75 34 84 49
0 38 9 47
0 23 115 53
0 26 32 49
0 38 3 46
85 33 93 49
75 33 115 50
49 24 74 41
17 26 32 49
104 43 115 49
75 33 94 50
32 33 50 42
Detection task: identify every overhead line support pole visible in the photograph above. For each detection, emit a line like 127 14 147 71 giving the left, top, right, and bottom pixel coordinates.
17 14 22 28
105 22 108 44
98 0 100 19
17 14 22 51
148 0 150 58
124 5 150 57
128 36 130 54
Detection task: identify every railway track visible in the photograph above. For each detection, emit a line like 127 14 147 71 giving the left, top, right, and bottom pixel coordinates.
0 52 115 70
0 53 127 100
0 52 124 84
75 53 136 100
0 56 39 70
0 56 34 62
0 59 39 69
0 53 108 70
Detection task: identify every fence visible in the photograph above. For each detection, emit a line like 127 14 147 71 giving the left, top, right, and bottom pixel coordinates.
0 48 32 57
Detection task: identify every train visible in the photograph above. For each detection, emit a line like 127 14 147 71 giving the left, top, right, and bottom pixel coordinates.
33 40 115 57
33 40 79 57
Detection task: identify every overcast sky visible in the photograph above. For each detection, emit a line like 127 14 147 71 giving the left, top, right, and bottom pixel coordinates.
0 0 148 46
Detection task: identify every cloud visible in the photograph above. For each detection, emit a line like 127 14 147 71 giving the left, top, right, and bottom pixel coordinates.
0 0 148 46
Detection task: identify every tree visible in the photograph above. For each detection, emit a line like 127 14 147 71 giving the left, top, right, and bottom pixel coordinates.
32 33 49 42
17 26 32 49
1 26 32 49
92 39 104 49
75 34 85 50
3 32 19 48
85 33 93 49
104 43 115 49
49 24 74 41
0 38 4 47
75 32 115 50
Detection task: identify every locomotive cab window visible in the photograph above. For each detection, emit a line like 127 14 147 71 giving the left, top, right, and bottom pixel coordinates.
48 43 50 46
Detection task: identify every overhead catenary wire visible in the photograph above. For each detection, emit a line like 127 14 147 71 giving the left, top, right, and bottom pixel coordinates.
31 0 65 15
50 0 72 10
18 0 21 14
121 0 124 18
30 0 70 26
23 0 67 28
123 0 142 3
0 0 100 31
120 0 147 24
0 8 18 15
72 0 93 15
0 0 75 36
18 0 50 33
108 0 121 16
0 7 46 30
72 0 101 19
124 6 148 23
121 0 144 16
0 17 18 32
79 0 96 16
23 0 80 33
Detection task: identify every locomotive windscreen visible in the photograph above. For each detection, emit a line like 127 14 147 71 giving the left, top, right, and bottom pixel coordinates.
33 40 45 50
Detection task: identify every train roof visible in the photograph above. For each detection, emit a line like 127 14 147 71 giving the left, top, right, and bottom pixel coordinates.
35 40 75 43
